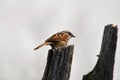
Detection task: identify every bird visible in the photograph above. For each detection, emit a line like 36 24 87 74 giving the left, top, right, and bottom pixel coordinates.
34 30 75 50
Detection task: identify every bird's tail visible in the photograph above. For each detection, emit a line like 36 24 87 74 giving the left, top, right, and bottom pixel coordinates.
34 42 51 50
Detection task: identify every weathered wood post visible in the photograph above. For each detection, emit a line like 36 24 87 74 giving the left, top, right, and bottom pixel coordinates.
83 24 118 80
42 45 74 80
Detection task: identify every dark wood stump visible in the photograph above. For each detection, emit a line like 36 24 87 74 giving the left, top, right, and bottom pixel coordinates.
83 24 118 80
42 45 74 80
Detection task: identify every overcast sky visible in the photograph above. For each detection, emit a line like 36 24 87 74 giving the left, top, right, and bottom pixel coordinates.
0 0 120 80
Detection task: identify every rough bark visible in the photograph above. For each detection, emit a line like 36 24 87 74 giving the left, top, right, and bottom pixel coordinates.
83 24 118 80
42 45 74 80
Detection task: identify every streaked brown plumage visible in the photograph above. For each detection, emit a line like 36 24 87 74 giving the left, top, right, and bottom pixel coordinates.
34 30 75 50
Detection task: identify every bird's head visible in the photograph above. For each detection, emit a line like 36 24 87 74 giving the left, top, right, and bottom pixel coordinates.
63 30 76 38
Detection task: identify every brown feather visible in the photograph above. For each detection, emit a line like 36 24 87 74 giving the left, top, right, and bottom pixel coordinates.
34 42 51 50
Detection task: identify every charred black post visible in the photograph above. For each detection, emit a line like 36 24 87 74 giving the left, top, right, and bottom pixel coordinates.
83 24 118 80
42 45 74 80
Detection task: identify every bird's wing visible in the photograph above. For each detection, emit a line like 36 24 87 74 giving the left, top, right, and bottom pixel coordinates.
46 32 69 42
46 33 61 42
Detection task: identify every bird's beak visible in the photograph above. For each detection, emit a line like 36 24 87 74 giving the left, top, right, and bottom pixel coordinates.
72 35 76 38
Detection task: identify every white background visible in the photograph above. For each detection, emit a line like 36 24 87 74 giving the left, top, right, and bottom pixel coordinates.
0 0 120 80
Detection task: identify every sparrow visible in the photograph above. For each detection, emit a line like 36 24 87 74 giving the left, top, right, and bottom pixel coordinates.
34 30 75 50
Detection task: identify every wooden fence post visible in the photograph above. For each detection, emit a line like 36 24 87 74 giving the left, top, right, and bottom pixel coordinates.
83 24 118 80
42 45 74 80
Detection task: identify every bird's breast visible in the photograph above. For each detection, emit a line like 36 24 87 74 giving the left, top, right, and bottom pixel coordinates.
56 41 68 47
